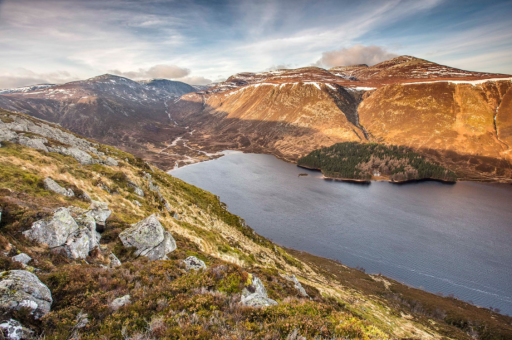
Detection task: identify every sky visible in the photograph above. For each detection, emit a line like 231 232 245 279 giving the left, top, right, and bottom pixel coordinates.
0 0 511 88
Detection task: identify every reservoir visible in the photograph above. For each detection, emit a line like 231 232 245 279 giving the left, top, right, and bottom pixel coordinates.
171 151 512 315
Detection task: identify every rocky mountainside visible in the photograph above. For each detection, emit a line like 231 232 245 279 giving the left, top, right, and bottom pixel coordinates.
0 75 199 168
166 56 512 181
1 108 511 339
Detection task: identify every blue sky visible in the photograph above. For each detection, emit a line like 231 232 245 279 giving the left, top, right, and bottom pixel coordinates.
0 0 511 87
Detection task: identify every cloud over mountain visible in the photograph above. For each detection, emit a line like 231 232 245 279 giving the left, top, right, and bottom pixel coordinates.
316 45 398 67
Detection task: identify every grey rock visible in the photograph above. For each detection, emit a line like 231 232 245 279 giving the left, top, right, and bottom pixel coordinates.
11 254 31 266
0 127 17 142
148 179 159 193
241 275 277 308
163 201 172 212
285 275 308 297
0 270 52 319
23 208 79 249
57 229 90 259
119 214 176 261
172 212 180 220
184 256 206 271
16 136 48 152
108 253 121 268
127 180 144 197
66 147 94 165
43 178 74 197
133 200 142 207
0 319 34 340
79 191 92 202
74 213 100 251
110 295 130 311
103 157 118 166
85 200 111 229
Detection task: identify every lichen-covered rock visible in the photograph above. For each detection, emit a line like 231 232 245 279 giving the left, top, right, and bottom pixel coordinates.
110 295 130 311
241 275 278 308
184 256 206 271
16 136 48 152
108 253 121 268
43 178 74 197
11 254 31 266
119 214 176 261
0 319 34 340
23 208 79 249
0 270 52 319
0 127 17 142
285 274 309 297
56 229 90 259
85 201 111 230
74 213 100 251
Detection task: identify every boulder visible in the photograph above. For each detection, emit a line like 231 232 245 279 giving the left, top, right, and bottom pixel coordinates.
132 200 142 207
56 229 90 260
43 178 74 197
241 275 277 308
74 213 100 251
11 254 31 266
0 128 17 142
108 253 121 268
85 201 111 231
285 275 308 297
103 157 118 166
66 147 94 165
0 319 34 340
119 214 176 261
110 295 130 311
23 208 79 249
184 256 206 271
127 181 144 197
0 270 52 319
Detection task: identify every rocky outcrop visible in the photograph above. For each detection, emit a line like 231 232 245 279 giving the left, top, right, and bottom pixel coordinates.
23 205 105 259
110 295 130 311
119 214 176 261
43 177 74 197
0 319 34 340
184 256 206 271
241 274 277 308
0 270 52 319
62 147 94 165
127 180 144 197
285 275 308 297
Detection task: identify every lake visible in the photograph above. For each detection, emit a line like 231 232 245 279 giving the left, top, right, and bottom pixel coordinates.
171 151 512 315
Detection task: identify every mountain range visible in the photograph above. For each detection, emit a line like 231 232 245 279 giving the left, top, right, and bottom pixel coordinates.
1 56 511 181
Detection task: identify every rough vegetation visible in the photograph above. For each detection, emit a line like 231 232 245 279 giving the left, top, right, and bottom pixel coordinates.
297 142 457 182
0 109 511 339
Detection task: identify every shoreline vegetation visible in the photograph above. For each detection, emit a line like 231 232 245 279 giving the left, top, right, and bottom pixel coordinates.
297 142 458 183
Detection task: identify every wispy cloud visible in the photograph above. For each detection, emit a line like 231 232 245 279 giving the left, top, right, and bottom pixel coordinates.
0 0 510 88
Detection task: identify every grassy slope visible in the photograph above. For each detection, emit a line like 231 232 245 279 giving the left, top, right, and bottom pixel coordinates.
0 110 510 339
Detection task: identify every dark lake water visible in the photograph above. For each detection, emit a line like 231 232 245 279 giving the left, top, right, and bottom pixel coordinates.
171 151 512 315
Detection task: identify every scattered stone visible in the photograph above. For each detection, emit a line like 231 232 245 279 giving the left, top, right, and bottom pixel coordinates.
163 201 172 212
118 214 176 261
23 208 79 249
108 253 121 268
148 179 159 193
11 254 31 266
43 178 74 197
285 275 309 297
78 191 92 202
172 212 180 220
184 256 206 271
133 200 142 207
110 295 130 311
0 319 34 340
0 270 53 319
241 274 278 308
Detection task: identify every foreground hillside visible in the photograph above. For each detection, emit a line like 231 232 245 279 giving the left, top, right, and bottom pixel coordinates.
1 109 512 339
